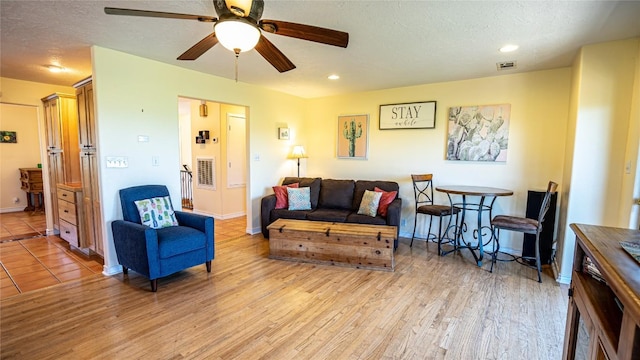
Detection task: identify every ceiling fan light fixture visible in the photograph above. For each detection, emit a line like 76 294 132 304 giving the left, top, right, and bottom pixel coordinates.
215 18 261 53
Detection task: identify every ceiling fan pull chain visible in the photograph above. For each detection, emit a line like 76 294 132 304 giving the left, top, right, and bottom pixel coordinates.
234 48 240 82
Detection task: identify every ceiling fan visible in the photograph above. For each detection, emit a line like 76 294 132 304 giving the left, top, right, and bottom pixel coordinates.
104 0 349 73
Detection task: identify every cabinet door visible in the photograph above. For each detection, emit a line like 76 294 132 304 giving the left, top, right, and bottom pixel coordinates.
76 83 95 149
44 98 62 150
80 151 103 255
48 153 64 229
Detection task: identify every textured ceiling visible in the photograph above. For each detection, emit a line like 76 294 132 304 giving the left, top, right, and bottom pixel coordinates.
2 0 640 98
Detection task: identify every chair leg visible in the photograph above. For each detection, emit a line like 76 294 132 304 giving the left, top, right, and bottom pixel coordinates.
535 233 542 283
150 279 158 292
411 213 419 247
122 266 128 275
206 260 212 273
490 228 499 273
437 216 444 256
427 215 435 242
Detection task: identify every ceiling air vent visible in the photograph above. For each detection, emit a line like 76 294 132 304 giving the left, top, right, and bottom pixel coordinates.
497 61 517 71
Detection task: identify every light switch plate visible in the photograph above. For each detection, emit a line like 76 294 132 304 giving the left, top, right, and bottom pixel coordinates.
106 156 128 168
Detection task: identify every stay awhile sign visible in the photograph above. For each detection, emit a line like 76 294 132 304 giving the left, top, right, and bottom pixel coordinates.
379 101 437 130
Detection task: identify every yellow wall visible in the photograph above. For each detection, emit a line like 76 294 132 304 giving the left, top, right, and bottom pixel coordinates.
0 77 77 230
305 68 572 252
0 104 41 211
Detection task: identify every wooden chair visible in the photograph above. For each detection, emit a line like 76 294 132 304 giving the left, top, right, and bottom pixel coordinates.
410 174 459 255
490 181 558 282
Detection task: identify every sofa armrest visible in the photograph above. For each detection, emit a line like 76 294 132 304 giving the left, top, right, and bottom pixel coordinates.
386 198 402 236
261 194 277 238
111 220 160 278
174 211 215 260
174 211 213 234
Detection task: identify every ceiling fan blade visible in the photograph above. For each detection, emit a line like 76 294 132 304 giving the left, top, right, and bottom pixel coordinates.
254 36 296 73
104 7 217 22
259 20 348 48
177 33 219 60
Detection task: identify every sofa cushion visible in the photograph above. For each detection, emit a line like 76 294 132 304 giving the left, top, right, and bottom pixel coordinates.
346 213 388 226
270 209 313 222
353 180 399 211
273 182 299 209
318 179 355 210
283 177 321 209
287 187 312 210
157 226 206 259
306 208 351 222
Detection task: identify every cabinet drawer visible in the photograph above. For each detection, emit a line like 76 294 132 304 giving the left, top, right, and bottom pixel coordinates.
59 220 79 247
57 188 75 201
58 199 77 225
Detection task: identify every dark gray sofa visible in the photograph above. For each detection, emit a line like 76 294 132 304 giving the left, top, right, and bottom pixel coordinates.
261 177 401 248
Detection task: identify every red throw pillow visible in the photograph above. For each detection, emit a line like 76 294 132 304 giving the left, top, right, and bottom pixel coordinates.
374 187 397 217
273 183 299 209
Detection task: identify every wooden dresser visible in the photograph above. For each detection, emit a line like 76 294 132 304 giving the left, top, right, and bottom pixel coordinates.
57 183 87 250
562 224 640 360
19 168 43 211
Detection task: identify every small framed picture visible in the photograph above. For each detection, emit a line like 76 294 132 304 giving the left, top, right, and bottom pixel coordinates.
0 131 17 143
278 127 290 140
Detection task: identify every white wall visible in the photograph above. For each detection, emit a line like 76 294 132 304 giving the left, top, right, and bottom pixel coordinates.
556 38 640 282
304 69 572 253
92 46 306 274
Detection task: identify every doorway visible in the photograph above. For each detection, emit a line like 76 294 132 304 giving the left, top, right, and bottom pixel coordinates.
178 97 247 221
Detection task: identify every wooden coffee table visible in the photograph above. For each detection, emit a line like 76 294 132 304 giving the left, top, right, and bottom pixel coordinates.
267 219 396 271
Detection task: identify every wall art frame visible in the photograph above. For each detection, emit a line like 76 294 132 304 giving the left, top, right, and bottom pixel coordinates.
278 127 290 140
379 101 436 130
446 104 510 162
337 114 369 160
0 131 17 143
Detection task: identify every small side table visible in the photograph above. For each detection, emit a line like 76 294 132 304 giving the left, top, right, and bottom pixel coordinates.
19 167 44 213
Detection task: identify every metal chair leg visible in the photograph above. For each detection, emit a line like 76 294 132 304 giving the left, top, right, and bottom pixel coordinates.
411 212 418 247
535 233 542 283
490 228 499 273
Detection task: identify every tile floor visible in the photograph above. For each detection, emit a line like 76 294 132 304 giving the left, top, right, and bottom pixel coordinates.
0 212 248 299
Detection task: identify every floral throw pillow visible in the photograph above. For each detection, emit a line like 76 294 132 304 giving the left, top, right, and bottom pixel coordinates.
134 196 179 229
357 190 383 217
273 182 299 209
287 187 311 211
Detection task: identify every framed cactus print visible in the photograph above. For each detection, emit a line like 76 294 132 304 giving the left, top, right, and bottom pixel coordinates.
337 114 369 160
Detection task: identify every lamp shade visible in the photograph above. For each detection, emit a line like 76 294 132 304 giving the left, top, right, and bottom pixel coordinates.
214 19 261 53
290 145 307 159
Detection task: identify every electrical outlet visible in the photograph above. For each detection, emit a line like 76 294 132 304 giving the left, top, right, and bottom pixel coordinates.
152 156 160 166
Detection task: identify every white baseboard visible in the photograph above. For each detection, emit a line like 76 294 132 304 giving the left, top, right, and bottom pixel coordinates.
102 264 122 276
0 207 27 213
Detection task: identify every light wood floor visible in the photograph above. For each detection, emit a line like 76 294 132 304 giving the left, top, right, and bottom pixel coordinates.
1 233 569 359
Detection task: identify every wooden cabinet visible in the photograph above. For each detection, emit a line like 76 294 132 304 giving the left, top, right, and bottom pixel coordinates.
74 77 103 256
56 183 88 249
562 224 640 360
19 168 44 211
42 93 80 230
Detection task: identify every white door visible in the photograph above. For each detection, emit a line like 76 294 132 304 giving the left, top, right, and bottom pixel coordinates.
226 114 246 188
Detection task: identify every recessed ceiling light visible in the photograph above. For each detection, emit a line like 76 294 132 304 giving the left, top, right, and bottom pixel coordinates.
46 65 66 73
499 44 519 53
328 74 340 80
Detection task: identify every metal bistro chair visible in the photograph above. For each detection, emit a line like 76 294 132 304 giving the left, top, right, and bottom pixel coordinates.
411 174 460 255
490 181 558 282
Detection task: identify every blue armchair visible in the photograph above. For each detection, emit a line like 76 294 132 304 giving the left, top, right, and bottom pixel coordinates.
111 185 214 292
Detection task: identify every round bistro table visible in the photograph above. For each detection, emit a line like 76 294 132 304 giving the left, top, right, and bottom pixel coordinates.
435 185 514 267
